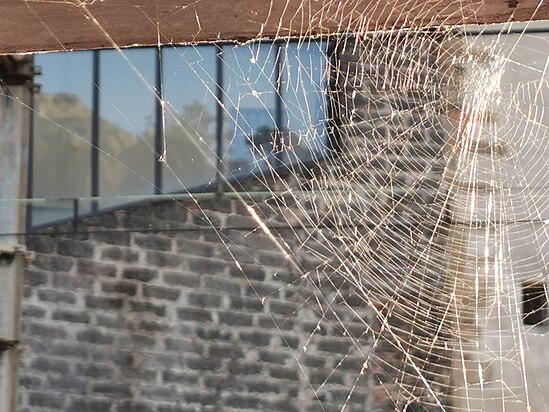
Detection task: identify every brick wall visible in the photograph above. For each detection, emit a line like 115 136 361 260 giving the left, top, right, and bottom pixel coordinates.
20 198 375 412
19 33 455 412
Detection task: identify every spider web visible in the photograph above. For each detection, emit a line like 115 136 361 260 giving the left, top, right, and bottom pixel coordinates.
6 2 549 412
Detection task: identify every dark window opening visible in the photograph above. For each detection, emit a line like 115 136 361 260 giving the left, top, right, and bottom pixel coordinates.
405 402 428 412
522 283 548 327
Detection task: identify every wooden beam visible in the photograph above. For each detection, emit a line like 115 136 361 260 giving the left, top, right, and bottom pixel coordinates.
2 0 549 54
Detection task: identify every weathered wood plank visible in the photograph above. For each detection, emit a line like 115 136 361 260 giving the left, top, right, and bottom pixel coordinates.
1 0 548 54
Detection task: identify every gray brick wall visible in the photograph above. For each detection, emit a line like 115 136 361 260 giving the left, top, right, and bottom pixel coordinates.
21 199 375 412
20 32 456 411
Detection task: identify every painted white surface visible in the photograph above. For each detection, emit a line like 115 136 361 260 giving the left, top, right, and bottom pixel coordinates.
450 32 549 411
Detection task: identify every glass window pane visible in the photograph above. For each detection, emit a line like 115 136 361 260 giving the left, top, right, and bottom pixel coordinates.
281 41 328 164
99 48 156 208
221 43 278 179
32 51 93 226
162 46 218 193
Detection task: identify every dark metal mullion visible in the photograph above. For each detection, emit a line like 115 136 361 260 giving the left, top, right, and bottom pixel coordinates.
274 43 284 168
91 50 100 212
325 38 343 155
215 44 224 193
154 48 163 194
26 87 35 232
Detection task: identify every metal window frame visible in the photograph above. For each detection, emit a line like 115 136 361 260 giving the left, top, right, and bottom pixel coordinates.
91 50 100 212
154 48 163 194
28 38 335 232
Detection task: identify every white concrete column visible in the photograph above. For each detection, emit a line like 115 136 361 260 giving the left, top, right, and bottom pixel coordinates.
0 64 33 412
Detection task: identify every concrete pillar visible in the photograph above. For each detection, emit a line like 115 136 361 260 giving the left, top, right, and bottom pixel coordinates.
0 56 34 412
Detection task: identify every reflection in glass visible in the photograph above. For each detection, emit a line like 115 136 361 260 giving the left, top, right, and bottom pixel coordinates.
222 43 278 178
32 51 93 226
99 49 156 208
280 41 328 164
162 46 218 193
29 41 329 228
